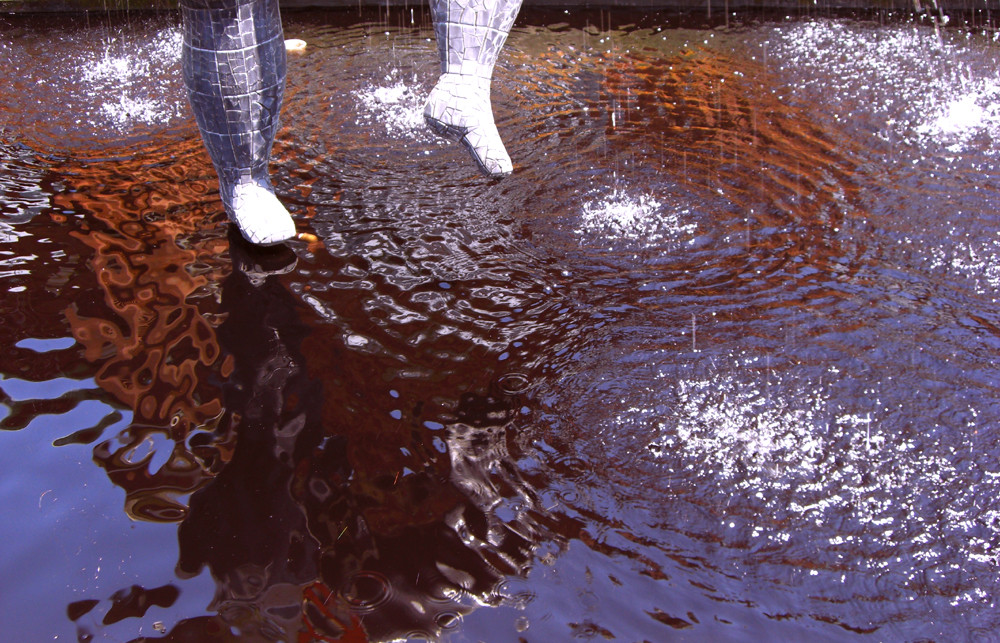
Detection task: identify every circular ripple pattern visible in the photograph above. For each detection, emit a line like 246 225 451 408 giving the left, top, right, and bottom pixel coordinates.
343 571 393 613
2 9 1000 643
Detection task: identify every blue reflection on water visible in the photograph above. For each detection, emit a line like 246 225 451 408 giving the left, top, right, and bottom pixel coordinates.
2 375 98 400
15 337 78 352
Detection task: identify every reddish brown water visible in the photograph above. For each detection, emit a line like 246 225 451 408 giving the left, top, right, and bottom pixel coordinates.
3 7 1000 642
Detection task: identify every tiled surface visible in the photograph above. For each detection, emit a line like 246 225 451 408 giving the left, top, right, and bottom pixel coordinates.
430 0 521 79
178 0 523 244
180 0 293 244
425 0 522 177
424 73 512 177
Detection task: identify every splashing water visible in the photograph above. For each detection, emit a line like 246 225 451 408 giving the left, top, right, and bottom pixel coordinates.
353 71 433 140
649 373 826 481
79 27 184 128
766 19 1000 153
576 189 697 245
634 352 999 611
914 79 1000 155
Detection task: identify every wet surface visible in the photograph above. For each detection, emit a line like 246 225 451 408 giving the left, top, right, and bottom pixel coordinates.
3 6 1000 641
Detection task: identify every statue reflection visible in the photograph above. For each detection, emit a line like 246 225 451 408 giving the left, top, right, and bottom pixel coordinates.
166 228 543 641
174 227 327 639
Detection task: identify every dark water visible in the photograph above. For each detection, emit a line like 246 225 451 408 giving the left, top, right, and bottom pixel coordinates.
3 6 1000 641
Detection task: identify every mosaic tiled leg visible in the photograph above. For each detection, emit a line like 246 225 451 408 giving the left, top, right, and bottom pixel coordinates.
181 0 295 245
425 0 522 178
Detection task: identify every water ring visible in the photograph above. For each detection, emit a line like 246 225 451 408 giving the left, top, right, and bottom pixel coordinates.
343 571 392 612
496 578 537 608
555 487 580 504
497 372 531 395
434 611 462 630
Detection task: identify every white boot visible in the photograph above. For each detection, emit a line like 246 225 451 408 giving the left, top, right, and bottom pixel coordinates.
425 0 523 178
228 180 297 246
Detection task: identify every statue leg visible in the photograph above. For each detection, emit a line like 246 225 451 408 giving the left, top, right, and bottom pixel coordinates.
180 0 295 245
424 0 522 178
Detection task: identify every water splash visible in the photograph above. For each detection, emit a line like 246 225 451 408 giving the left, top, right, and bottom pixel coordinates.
79 27 185 128
649 374 826 481
766 19 1000 154
642 356 999 607
576 188 697 245
916 80 1000 150
353 70 433 140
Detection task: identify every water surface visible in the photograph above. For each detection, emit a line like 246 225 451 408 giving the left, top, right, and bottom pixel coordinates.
2 7 1000 641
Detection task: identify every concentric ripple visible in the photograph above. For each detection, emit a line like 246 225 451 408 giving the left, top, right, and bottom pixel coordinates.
3 9 1000 643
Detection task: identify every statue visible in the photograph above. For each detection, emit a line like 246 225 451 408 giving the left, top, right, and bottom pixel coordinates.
424 0 521 178
179 0 522 246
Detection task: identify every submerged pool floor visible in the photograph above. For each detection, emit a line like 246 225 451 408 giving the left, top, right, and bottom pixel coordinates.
3 7 1000 641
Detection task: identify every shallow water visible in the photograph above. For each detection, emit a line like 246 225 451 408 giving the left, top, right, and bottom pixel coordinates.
3 6 1000 641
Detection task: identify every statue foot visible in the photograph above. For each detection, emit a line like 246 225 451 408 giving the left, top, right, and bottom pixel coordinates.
225 181 296 246
424 73 513 178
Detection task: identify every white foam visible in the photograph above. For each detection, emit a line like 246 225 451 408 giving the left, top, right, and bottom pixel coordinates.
642 359 996 597
78 27 184 129
576 189 697 245
767 20 1000 154
353 71 432 140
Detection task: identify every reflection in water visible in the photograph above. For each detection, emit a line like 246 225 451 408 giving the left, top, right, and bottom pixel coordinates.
54 139 233 522
172 234 326 639
3 7 1000 642
168 231 547 641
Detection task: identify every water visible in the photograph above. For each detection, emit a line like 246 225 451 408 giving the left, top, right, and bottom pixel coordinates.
3 7 1000 641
